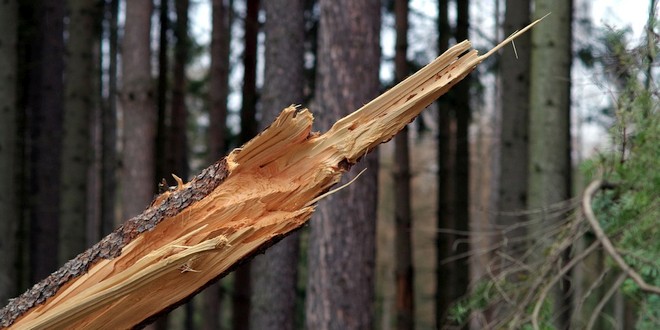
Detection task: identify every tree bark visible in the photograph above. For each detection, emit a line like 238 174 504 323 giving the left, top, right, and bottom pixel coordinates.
393 0 414 329
528 1 573 328
121 0 157 220
304 0 381 329
435 1 452 325
0 0 19 307
249 0 304 329
102 0 119 232
27 0 65 284
0 31 536 328
436 0 470 326
61 0 100 264
497 0 531 260
156 0 172 189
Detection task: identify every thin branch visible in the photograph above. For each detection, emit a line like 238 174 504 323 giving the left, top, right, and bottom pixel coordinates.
583 180 660 295
586 272 627 330
531 240 601 330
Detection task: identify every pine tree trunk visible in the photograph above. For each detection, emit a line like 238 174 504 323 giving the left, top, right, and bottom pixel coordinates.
435 1 453 325
156 0 171 188
249 1 304 329
496 0 531 306
61 0 99 264
436 0 471 325
27 0 65 283
393 0 414 329
102 0 119 232
0 0 19 307
121 0 157 220
305 0 381 329
171 0 189 181
528 1 573 328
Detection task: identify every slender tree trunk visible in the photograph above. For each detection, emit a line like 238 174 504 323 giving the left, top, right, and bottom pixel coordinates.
435 2 452 324
0 0 19 307
156 0 171 187
120 0 157 219
238 0 260 144
305 0 381 329
204 1 232 329
435 0 464 325
234 2 260 329
208 0 231 160
496 0 531 293
453 0 471 323
249 1 304 329
498 0 530 255
393 0 414 329
102 0 119 231
437 0 471 326
27 0 65 283
171 0 189 181
528 0 573 328
61 0 100 264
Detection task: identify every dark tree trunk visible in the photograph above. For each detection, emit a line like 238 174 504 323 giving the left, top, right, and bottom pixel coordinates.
305 0 381 329
435 0 454 325
238 0 260 143
102 0 119 232
393 0 414 329
156 0 171 188
171 0 189 181
0 0 19 307
249 0 304 329
27 0 65 283
496 0 531 300
61 0 100 264
436 0 470 326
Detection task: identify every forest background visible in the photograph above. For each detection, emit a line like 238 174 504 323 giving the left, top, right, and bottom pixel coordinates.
0 0 658 329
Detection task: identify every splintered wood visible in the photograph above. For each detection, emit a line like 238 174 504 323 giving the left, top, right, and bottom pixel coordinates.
1 19 542 329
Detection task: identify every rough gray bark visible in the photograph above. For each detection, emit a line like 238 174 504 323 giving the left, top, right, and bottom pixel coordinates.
121 0 157 219
0 0 18 307
249 0 304 329
529 1 573 328
61 0 99 263
498 0 531 253
305 0 381 328
393 0 414 329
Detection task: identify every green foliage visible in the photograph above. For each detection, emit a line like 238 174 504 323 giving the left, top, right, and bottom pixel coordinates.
586 26 660 328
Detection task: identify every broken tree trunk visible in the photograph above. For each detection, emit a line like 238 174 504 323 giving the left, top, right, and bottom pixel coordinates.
0 21 540 329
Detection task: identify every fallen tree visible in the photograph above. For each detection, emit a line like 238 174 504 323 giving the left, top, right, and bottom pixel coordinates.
0 20 541 329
